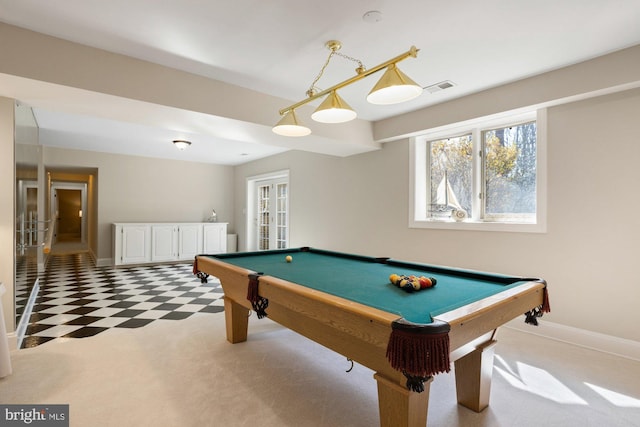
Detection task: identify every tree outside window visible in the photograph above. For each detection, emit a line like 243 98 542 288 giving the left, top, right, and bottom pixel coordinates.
484 122 536 221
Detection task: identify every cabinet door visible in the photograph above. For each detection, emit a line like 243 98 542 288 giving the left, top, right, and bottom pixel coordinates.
121 226 151 264
178 224 202 260
203 224 227 254
151 225 176 262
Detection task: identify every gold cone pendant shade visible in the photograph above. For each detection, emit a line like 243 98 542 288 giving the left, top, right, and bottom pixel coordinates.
367 63 423 105
311 91 357 123
272 109 311 137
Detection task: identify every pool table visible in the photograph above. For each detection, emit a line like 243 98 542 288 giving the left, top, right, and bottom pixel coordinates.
193 247 549 427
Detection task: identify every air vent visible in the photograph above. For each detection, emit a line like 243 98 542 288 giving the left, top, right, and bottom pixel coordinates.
424 80 455 94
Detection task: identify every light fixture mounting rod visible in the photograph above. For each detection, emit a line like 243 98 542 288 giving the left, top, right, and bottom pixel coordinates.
279 45 419 116
325 40 342 51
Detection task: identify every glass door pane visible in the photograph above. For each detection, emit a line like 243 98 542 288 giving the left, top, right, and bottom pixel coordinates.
276 183 288 249
258 184 270 250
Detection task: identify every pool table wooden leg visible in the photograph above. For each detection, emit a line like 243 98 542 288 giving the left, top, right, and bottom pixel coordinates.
374 373 432 427
454 339 497 412
224 296 250 344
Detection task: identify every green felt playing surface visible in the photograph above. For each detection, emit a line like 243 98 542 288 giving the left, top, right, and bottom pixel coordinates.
209 248 528 324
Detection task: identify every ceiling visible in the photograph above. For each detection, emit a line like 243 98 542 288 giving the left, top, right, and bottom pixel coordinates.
1 0 639 165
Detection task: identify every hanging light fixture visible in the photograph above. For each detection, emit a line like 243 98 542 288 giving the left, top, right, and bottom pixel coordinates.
172 139 191 150
273 41 422 137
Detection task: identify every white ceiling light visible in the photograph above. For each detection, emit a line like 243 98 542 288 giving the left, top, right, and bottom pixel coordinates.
172 139 191 150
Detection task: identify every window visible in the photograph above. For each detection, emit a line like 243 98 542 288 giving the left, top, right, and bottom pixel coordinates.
482 122 537 222
428 134 473 220
410 111 546 232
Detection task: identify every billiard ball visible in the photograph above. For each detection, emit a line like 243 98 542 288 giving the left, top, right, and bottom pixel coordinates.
419 277 432 289
285 255 293 263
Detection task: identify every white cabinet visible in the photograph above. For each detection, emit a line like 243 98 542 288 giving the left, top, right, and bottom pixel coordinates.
151 225 177 262
114 224 151 265
203 223 227 254
178 224 203 259
113 222 227 266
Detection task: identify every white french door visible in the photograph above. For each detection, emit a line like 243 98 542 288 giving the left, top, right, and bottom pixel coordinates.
256 178 289 250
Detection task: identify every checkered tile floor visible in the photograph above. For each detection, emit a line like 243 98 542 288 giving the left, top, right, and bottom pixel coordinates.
15 249 39 322
20 253 224 348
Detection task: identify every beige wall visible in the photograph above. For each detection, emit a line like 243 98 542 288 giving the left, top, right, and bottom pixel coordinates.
0 97 15 332
545 89 640 339
235 88 640 343
44 147 235 264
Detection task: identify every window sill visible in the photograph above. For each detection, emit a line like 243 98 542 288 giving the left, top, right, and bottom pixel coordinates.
409 218 546 233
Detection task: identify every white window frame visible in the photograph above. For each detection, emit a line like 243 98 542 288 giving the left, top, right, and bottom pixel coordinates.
409 109 547 233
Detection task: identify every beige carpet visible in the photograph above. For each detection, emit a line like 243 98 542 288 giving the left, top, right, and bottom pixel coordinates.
1 313 639 427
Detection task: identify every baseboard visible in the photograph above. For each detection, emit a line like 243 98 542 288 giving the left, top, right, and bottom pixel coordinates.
87 248 97 265
96 257 112 267
506 319 640 362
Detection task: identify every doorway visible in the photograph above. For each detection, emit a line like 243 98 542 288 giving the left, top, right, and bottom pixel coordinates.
246 170 289 251
50 181 88 252
55 189 82 242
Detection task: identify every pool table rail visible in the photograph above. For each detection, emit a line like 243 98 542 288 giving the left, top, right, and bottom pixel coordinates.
437 280 546 353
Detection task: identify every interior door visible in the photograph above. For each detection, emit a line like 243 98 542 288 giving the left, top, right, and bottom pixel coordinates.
50 182 87 245
255 178 288 250
55 189 82 242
